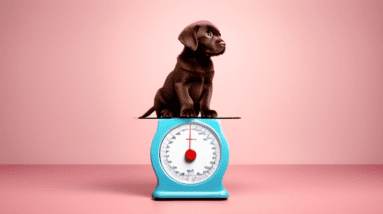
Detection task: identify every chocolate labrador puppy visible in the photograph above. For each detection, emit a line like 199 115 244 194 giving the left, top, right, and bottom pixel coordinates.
140 20 225 118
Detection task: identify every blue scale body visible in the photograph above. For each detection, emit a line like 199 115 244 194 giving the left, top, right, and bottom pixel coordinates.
150 118 229 199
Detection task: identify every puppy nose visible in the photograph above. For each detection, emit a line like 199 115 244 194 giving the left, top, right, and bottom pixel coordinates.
220 41 225 46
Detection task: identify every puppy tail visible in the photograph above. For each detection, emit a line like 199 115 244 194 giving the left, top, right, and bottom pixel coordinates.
139 106 155 118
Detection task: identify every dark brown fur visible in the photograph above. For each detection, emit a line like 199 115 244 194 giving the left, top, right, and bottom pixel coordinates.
140 20 225 118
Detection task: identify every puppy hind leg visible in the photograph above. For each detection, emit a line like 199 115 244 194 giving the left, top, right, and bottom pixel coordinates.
159 109 174 118
154 89 175 118
154 89 165 118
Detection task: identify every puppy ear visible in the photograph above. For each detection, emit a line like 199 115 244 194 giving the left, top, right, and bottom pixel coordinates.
178 25 199 51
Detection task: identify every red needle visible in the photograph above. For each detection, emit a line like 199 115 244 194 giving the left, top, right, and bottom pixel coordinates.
188 124 194 149
185 124 196 162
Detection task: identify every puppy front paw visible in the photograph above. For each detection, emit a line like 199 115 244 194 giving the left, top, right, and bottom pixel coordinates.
201 109 217 118
180 109 196 118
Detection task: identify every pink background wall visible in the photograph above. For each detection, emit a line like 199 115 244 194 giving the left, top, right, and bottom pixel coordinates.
1 0 382 164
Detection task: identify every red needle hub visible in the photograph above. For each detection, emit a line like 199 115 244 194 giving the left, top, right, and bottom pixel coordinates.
185 150 196 161
185 124 196 162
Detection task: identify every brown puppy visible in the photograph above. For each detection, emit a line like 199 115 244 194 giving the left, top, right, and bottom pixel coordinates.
140 20 225 118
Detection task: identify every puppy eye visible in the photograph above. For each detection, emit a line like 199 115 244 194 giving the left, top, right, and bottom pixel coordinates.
206 32 213 38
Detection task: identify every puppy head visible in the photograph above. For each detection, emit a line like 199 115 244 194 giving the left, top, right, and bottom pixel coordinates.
178 20 225 56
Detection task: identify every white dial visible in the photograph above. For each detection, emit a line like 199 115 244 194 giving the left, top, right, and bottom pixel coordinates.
159 123 221 184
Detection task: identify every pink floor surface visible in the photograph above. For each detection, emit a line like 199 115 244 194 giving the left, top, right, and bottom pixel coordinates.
1 165 382 214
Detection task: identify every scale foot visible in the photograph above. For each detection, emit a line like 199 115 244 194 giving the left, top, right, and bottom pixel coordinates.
152 197 227 201
152 189 229 199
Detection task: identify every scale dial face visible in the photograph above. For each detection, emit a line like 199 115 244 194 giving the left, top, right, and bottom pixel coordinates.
159 122 221 184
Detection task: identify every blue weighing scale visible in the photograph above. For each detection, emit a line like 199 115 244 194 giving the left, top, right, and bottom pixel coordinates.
141 117 240 199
